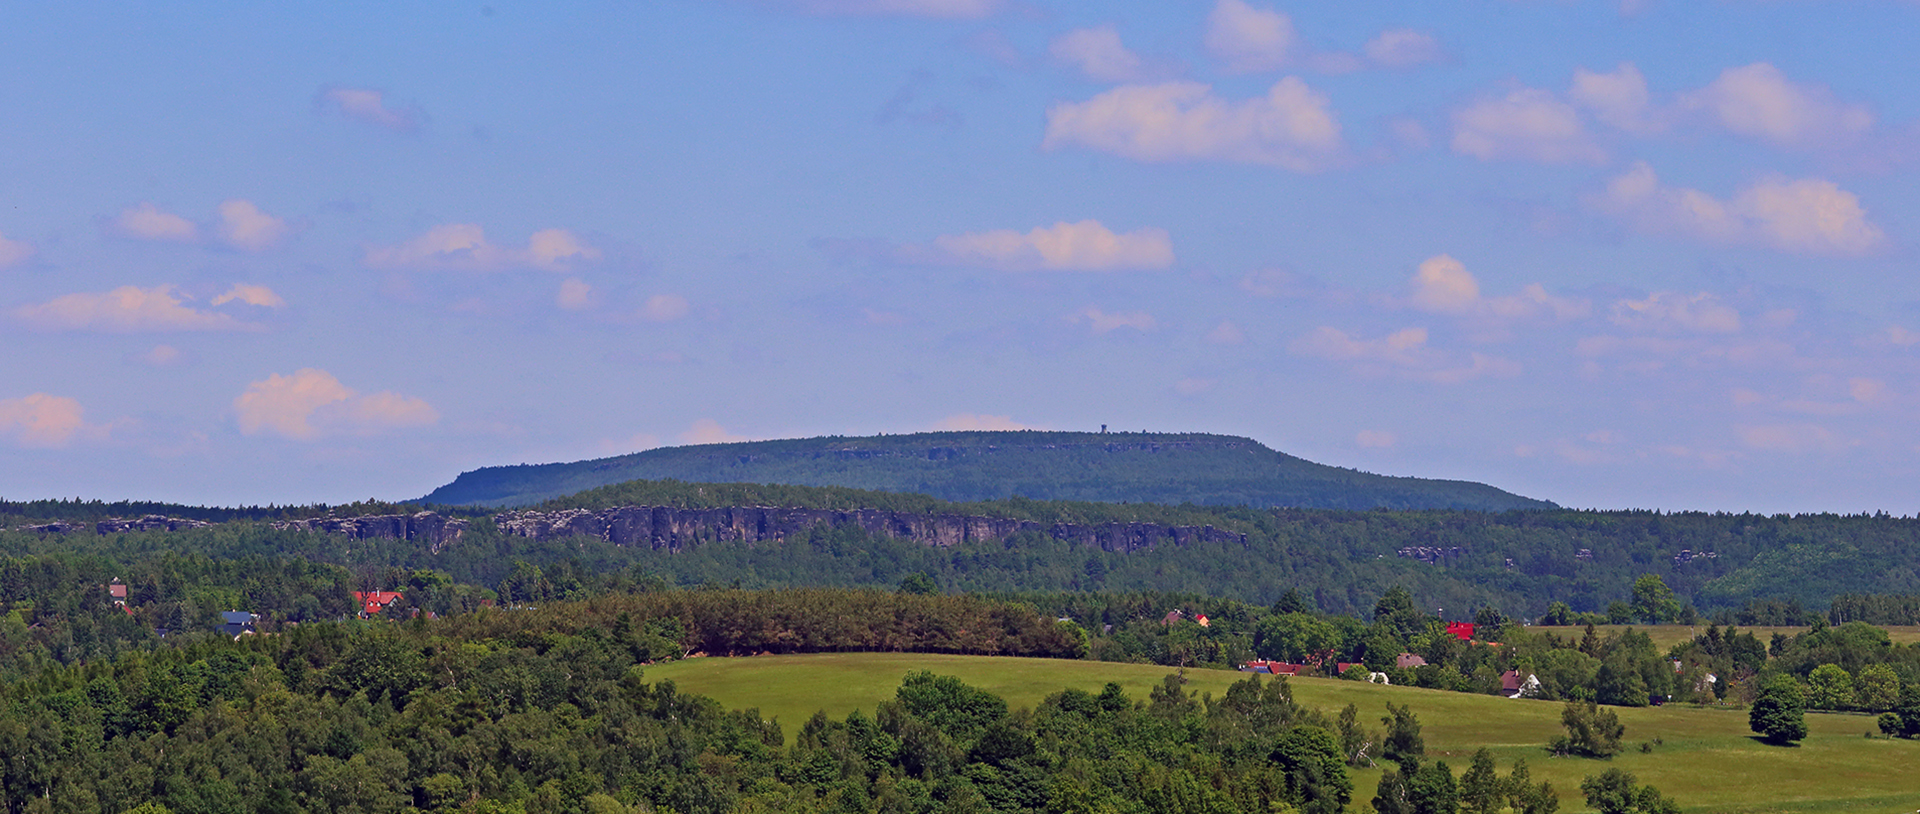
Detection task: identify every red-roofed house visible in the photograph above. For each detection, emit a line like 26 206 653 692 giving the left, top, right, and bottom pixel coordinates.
1395 652 1428 669
1446 621 1475 641
354 591 404 617
1240 661 1306 676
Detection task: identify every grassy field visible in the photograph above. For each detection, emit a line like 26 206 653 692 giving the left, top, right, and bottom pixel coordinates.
1532 624 1920 650
643 653 1920 814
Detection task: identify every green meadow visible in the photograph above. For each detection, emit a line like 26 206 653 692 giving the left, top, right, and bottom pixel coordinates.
644 653 1920 814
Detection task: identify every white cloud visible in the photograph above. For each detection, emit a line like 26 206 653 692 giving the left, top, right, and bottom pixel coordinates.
932 413 1033 431
1408 255 1480 314
641 294 690 322
363 224 601 271
1049 26 1148 82
1205 0 1295 73
1362 29 1442 69
216 199 289 251
321 87 420 132
1290 325 1521 383
15 285 264 332
1451 87 1605 164
211 283 287 308
556 278 596 310
0 393 91 448
1044 78 1345 172
776 0 999 18
234 368 437 440
1071 306 1157 334
1570 62 1664 135
920 220 1174 271
0 232 35 267
1681 63 1873 149
1404 255 1589 321
1593 161 1884 255
680 418 748 445
112 203 199 243
1610 291 1742 334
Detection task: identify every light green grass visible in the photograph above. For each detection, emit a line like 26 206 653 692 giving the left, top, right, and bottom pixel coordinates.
643 653 1920 814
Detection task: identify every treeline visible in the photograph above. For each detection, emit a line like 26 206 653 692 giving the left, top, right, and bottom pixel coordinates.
13 479 1920 618
0 597 1381 814
1829 593 1920 626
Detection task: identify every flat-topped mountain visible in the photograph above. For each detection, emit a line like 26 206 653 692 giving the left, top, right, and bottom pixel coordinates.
421 430 1555 511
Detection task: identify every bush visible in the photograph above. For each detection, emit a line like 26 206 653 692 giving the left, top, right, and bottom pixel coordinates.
1749 674 1808 745
1550 699 1623 758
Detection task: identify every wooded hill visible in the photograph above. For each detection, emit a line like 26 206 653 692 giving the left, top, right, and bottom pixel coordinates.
419 431 1556 512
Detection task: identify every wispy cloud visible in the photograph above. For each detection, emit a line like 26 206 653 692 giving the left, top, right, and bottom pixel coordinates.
320 87 422 132
0 393 96 448
1592 161 1885 255
1044 79 1346 171
109 200 290 251
234 368 437 440
0 231 37 267
364 224 601 271
14 284 280 333
905 220 1174 272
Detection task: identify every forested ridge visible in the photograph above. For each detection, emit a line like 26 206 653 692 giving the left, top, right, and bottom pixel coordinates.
419 431 1555 512
10 478 1920 620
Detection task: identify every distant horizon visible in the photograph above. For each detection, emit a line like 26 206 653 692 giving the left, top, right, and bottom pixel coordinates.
4 3 1916 515
8 426 1919 519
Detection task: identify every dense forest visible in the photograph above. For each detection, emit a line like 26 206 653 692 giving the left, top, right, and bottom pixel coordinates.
10 476 1920 619
420 431 1555 512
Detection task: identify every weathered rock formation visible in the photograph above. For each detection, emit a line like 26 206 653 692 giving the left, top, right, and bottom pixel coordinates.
23 505 1248 556
271 511 469 552
19 515 214 534
490 506 1248 553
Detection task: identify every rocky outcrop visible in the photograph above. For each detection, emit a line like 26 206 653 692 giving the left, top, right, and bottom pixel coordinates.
24 505 1246 556
271 511 469 553
19 515 214 534
491 506 1247 553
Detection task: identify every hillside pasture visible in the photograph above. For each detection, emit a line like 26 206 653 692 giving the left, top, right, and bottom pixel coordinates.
644 653 1920 814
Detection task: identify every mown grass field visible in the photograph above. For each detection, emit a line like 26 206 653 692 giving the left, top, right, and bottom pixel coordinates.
643 653 1920 814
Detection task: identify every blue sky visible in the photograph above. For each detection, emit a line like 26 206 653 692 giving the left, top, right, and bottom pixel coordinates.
3 0 1918 512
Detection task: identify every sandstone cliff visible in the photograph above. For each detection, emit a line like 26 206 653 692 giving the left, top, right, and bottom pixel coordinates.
487 505 1246 552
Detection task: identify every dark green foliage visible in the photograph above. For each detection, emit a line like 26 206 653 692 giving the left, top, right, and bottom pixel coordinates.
1750 674 1809 744
1381 702 1425 765
1408 760 1458 814
1551 699 1624 758
1271 725 1352 814
422 431 1556 510
1458 748 1500 814
1504 759 1558 814
1580 769 1679 814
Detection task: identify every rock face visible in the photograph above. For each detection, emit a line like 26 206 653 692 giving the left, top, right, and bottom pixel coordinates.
491 506 1247 553
19 515 214 534
271 511 469 553
23 506 1247 556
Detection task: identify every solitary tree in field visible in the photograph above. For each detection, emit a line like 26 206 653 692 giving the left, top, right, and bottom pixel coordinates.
1749 674 1808 745
1629 574 1680 625
1551 699 1624 758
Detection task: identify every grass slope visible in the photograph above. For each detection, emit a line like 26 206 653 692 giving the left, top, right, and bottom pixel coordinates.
421 431 1555 511
643 653 1920 814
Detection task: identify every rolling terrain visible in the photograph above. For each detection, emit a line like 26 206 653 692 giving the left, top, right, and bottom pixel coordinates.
420 431 1557 511
645 652 1920 814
